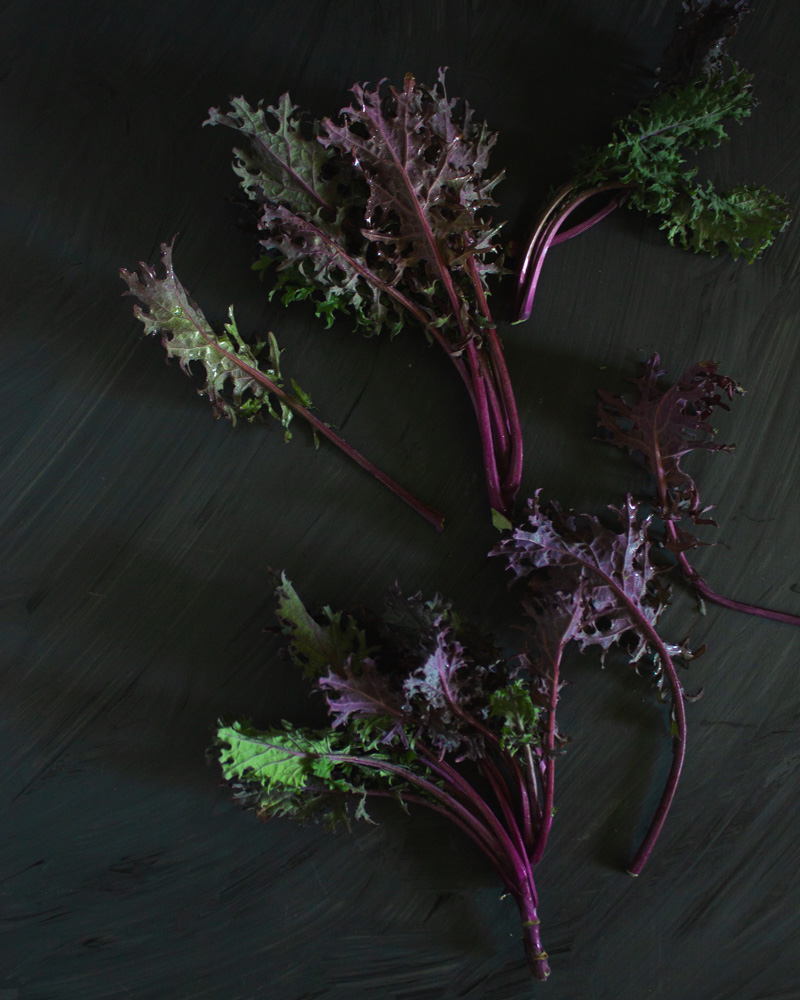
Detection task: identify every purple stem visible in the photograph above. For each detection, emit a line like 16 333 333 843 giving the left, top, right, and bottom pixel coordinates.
550 192 627 245
465 255 524 507
531 532 687 873
516 183 630 323
465 341 506 513
370 771 549 980
416 748 528 876
529 640 568 865
364 788 516 886
670 531 800 627
516 890 551 981
481 756 531 865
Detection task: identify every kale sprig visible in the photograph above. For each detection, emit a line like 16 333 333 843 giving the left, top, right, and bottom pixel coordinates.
120 241 444 530
208 72 523 519
216 501 701 979
515 4 790 322
598 354 800 627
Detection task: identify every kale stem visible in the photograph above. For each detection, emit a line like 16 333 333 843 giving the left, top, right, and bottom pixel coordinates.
530 524 687 873
464 254 523 506
667 523 800 626
529 639 568 865
516 182 630 323
433 666 537 854
416 748 528 875
465 341 506 514
515 888 551 981
550 190 628 245
481 756 530 863
364 788 517 885
600 584 686 875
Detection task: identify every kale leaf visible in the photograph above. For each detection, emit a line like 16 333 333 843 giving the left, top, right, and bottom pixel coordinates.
598 355 800 626
121 242 444 529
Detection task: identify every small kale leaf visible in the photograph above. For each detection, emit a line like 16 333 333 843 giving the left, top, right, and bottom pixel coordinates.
205 94 346 220
597 353 743 530
495 493 668 666
318 656 407 741
121 240 299 429
488 677 543 755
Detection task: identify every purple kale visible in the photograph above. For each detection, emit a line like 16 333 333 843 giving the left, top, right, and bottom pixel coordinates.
216 495 709 981
208 72 522 518
598 355 800 626
658 1 753 86
494 494 699 874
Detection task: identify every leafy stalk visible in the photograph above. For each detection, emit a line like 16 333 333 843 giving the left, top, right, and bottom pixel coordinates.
598 354 800 627
216 576 558 978
494 494 701 873
207 73 522 517
121 241 444 530
216 492 704 979
515 12 790 324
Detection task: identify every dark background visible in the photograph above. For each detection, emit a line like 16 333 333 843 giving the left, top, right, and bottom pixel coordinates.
2 1 799 998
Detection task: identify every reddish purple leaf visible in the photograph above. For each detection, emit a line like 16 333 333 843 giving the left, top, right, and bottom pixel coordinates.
597 353 743 531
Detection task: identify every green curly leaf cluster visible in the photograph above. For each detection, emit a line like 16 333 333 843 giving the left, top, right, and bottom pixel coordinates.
577 64 790 261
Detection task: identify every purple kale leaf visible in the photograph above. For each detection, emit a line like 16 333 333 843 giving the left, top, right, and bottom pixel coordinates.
320 71 505 314
210 73 522 516
597 355 800 626
597 353 742 534
496 493 670 667
494 493 696 874
317 656 407 744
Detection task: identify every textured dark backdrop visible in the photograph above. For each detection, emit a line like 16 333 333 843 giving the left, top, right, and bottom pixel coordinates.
2 2 799 998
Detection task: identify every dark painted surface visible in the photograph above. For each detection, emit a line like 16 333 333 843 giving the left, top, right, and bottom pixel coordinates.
2 2 799 997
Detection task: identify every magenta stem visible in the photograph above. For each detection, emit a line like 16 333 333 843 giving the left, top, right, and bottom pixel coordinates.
465 341 506 513
529 642 567 865
669 529 800 626
550 191 627 245
516 890 551 981
530 531 687 873
464 255 524 507
623 616 687 875
516 183 630 323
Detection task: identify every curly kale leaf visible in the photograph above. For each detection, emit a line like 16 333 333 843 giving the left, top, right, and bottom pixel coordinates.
120 240 306 436
597 354 743 531
211 72 505 346
321 72 505 301
488 678 544 755
317 656 407 742
216 719 418 828
495 494 669 668
577 65 790 261
205 94 345 220
208 92 407 337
